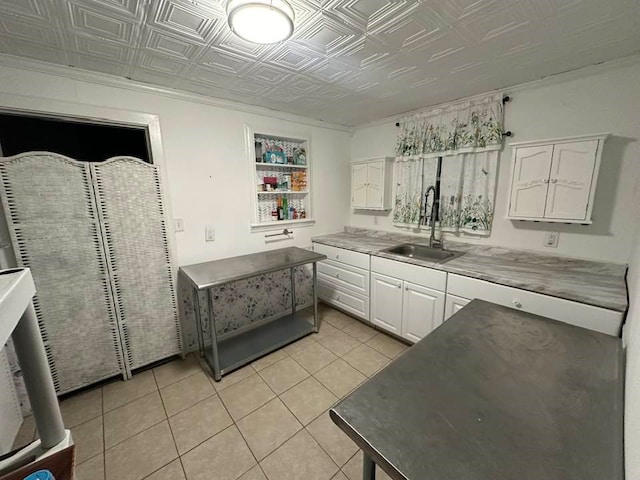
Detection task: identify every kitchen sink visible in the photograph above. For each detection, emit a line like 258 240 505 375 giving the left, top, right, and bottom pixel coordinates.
381 243 464 263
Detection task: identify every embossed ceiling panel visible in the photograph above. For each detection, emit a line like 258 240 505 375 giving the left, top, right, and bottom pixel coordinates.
0 0 637 125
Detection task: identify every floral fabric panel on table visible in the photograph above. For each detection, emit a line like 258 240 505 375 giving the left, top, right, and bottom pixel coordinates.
178 266 313 352
424 151 499 235
393 93 504 231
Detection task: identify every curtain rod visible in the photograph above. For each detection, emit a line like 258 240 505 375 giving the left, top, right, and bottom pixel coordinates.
395 95 512 127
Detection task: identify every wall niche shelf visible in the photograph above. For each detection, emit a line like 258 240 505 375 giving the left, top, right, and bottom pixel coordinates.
246 125 314 233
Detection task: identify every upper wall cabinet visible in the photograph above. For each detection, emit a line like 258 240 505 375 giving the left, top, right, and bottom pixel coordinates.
507 134 609 224
351 157 393 210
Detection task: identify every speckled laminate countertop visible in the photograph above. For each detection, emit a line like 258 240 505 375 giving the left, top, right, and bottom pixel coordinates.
311 227 628 312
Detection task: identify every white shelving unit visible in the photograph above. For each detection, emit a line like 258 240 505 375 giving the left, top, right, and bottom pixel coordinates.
245 126 314 232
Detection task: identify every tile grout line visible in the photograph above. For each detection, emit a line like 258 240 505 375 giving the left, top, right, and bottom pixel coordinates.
101 387 106 480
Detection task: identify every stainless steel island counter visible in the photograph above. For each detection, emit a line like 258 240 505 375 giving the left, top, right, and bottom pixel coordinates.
330 299 624 480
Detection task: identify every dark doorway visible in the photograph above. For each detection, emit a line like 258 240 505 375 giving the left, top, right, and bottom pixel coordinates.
0 112 151 163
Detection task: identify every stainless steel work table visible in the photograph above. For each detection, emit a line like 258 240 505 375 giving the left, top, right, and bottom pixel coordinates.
180 247 326 381
330 299 624 480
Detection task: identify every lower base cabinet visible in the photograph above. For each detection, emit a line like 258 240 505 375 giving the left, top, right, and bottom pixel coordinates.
444 294 471 321
371 272 445 343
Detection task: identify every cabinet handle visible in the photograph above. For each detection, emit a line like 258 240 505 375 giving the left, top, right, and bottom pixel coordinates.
337 296 341 302
336 273 340 279
335 254 340 259
513 299 522 308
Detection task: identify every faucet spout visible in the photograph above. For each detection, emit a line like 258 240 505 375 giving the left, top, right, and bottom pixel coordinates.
424 186 442 249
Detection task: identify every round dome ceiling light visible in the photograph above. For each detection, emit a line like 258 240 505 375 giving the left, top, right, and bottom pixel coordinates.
227 0 295 44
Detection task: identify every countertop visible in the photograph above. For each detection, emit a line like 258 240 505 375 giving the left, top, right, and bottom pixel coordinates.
330 299 624 480
311 227 628 312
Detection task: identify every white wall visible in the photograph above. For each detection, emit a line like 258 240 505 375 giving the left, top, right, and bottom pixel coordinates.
350 58 640 263
0 58 351 266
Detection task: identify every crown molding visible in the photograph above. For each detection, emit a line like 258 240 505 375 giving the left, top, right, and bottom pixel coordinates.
355 53 640 130
0 53 352 133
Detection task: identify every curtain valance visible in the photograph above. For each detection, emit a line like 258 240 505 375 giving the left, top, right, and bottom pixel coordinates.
395 93 504 159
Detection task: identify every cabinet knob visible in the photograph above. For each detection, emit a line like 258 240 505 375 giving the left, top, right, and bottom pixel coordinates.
550 178 558 184
336 273 340 278
397 284 401 289
543 179 549 184
335 254 339 259
336 296 341 302
513 299 522 308
405 286 408 291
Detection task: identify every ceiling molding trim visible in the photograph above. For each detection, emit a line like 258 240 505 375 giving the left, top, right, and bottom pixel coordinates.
356 53 640 130
0 52 353 133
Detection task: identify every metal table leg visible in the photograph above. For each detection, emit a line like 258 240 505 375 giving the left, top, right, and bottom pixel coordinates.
193 287 204 356
363 453 376 480
291 267 296 316
206 289 222 381
313 262 319 333
12 303 65 449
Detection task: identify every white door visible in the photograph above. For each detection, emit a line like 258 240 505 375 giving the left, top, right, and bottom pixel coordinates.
444 294 471 321
371 272 403 335
544 140 598 220
509 145 553 218
366 161 384 209
402 282 445 343
351 163 368 208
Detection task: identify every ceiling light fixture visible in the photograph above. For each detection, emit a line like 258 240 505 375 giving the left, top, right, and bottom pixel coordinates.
227 0 295 44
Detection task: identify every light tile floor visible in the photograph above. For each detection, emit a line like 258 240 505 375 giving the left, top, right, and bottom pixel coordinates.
13 305 409 480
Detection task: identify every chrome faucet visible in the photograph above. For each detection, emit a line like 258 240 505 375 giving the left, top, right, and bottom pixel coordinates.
424 186 442 249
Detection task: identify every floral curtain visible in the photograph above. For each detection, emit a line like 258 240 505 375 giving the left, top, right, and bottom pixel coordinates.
392 158 423 226
393 93 504 232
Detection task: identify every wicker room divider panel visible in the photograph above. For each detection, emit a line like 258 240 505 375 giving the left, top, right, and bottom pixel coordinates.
91 158 181 372
0 153 125 394
0 153 181 394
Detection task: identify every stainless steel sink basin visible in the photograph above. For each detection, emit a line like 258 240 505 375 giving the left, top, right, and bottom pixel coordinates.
381 243 464 263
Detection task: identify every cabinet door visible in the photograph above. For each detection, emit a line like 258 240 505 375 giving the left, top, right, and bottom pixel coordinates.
402 282 445 343
351 163 368 208
371 272 403 335
365 161 384 208
509 145 553 218
544 140 598 221
444 294 471 321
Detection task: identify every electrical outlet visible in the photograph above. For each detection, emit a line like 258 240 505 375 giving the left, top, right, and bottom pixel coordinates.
544 232 559 248
174 218 184 232
205 226 215 242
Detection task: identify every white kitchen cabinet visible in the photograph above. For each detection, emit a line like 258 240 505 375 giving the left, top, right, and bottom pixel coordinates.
444 294 471 321
370 258 446 343
351 157 393 210
507 134 608 224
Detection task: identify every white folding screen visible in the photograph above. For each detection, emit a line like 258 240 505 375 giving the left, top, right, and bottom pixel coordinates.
0 153 180 394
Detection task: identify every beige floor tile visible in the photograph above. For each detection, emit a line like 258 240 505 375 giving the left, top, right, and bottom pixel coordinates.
260 430 338 480
160 371 215 416
341 451 392 480
331 472 348 480
314 359 366 398
306 412 358 467
251 349 288 372
322 309 358 330
218 373 276 421
103 370 157 413
76 453 104 480
366 333 409 359
12 415 36 449
282 335 317 356
314 321 340 340
170 395 233 455
71 415 104 464
342 321 378 343
104 391 166 448
280 377 337 425
105 421 177 480
153 354 202 389
60 388 102 428
239 465 267 480
211 364 255 392
342 344 390 377
291 341 338 374
181 425 256 480
317 332 360 357
236 398 302 460
258 357 309 394
145 459 185 480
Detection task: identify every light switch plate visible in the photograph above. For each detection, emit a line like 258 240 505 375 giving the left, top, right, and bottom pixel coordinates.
544 232 559 248
205 225 215 242
174 218 184 232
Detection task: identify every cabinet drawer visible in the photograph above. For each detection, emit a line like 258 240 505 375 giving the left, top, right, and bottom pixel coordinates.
447 274 622 336
319 282 368 321
313 243 370 270
317 260 369 295
371 256 447 291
